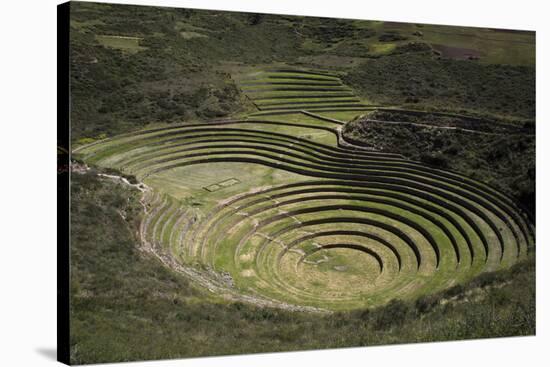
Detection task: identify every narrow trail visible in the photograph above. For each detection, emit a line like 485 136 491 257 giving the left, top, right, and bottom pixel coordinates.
97 173 149 192
365 118 517 136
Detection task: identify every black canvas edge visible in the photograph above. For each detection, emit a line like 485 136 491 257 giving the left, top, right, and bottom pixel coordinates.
57 1 71 365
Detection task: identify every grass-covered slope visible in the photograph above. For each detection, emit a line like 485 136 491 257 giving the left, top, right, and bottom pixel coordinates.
234 68 371 114
69 172 534 364
343 53 535 118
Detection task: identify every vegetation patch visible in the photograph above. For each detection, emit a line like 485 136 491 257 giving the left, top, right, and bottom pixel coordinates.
343 53 535 118
180 31 208 39
432 43 481 60
95 35 148 53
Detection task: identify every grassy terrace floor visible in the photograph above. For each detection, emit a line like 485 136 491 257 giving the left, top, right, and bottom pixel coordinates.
74 98 534 311
233 68 374 115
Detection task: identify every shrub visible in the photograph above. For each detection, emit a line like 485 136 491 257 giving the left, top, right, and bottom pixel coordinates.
420 152 449 168
378 32 408 42
415 294 440 314
373 299 410 330
443 284 465 299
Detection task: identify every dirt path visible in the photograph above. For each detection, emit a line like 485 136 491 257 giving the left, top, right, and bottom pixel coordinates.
97 173 148 192
366 118 507 136
300 110 345 125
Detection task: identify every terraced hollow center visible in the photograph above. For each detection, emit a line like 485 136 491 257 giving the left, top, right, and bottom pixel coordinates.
75 69 535 311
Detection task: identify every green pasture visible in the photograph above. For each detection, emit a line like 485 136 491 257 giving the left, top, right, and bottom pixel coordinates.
95 35 148 53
